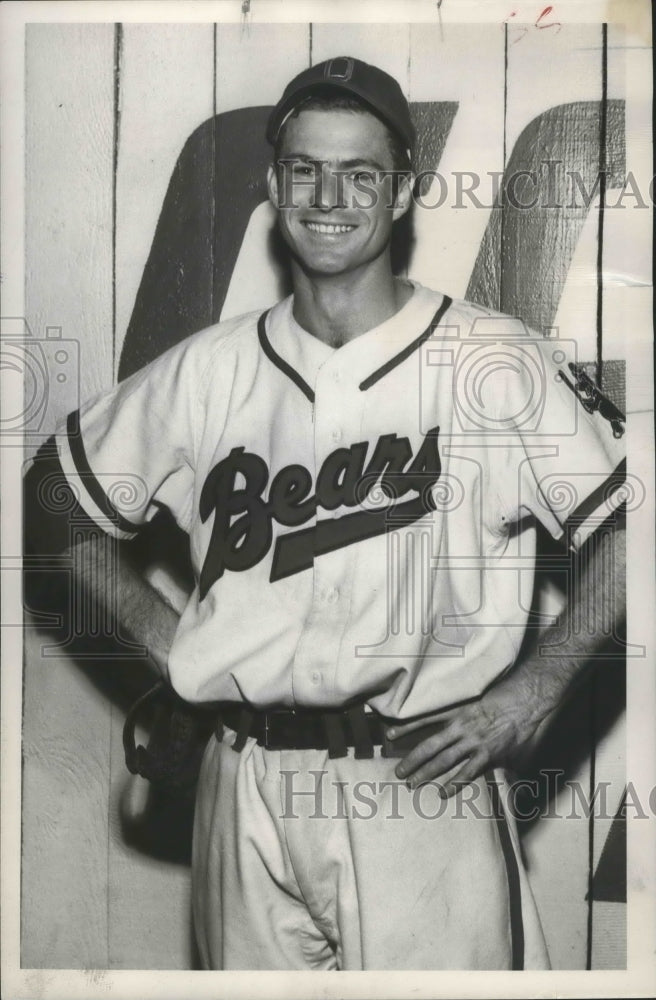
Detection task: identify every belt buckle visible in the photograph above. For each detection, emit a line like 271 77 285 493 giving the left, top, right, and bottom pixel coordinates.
262 707 294 750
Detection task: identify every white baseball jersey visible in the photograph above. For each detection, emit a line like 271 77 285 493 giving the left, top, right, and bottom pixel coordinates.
55 281 626 717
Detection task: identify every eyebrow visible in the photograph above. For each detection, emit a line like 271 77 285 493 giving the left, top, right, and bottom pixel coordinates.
280 155 390 173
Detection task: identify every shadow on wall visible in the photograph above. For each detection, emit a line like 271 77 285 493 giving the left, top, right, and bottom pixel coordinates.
26 99 627 879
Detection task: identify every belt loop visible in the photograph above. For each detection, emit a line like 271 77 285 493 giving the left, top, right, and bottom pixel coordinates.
380 724 396 758
231 706 254 753
322 711 348 759
347 706 374 759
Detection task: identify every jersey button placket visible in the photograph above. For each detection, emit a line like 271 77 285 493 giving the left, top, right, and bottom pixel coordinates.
290 364 350 703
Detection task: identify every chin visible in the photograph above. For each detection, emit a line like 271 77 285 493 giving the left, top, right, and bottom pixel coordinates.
292 251 357 277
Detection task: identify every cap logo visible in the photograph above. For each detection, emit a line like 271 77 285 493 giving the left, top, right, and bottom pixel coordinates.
325 57 354 82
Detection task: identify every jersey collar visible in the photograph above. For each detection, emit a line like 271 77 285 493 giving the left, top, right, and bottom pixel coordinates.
261 282 451 401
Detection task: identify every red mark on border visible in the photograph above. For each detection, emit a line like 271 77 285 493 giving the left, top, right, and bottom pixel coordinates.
536 6 562 31
503 5 562 41
503 10 527 44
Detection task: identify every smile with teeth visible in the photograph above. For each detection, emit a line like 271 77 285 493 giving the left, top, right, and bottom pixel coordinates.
303 221 356 234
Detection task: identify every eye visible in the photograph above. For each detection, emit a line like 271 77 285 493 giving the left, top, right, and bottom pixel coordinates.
349 170 376 184
291 162 315 179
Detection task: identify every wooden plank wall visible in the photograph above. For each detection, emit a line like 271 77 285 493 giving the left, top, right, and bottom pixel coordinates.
23 19 632 970
23 25 116 968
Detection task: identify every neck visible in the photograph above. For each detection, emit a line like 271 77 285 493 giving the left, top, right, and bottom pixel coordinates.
291 258 413 347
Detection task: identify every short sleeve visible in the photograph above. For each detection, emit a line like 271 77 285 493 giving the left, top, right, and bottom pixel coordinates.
53 338 202 539
491 335 626 550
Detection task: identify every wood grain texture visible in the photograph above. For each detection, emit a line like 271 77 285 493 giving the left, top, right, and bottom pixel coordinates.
599 23 631 365
21 20 631 972
215 23 306 316
519 463 626 965
502 23 627 969
519 580 595 969
590 677 626 967
23 23 115 968
109 27 214 967
25 23 115 444
118 105 276 379
310 22 410 87
590 901 627 969
499 42 616 966
504 24 608 159
113 24 215 374
215 23 309 113
107 711 194 968
495 24 618 336
408 23 505 298
501 100 622 334
22 626 112 967
118 24 312 377
553 199 608 364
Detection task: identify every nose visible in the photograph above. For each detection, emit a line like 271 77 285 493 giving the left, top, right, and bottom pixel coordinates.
313 164 345 212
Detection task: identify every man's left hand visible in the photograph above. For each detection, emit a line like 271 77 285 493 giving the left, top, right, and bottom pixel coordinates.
390 519 626 797
390 678 543 797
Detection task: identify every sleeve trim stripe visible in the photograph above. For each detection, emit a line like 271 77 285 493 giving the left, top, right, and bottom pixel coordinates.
65 411 142 535
58 430 137 540
24 436 103 556
562 458 626 539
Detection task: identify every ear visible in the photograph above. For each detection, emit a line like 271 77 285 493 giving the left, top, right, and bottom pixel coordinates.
267 164 279 209
392 172 415 222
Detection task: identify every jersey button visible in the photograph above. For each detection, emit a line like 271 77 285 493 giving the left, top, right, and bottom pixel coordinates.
325 586 340 604
310 671 322 685
331 428 342 442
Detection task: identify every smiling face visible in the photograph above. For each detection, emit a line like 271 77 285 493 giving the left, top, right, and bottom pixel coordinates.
267 108 412 280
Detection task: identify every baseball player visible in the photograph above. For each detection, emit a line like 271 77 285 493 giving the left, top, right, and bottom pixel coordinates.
25 57 626 970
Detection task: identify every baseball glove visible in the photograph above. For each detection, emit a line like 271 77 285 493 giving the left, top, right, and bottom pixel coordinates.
122 681 217 797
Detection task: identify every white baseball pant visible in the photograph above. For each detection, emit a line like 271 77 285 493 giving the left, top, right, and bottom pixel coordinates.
192 724 550 970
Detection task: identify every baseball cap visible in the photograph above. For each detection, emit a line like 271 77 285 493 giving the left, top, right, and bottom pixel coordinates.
266 56 415 157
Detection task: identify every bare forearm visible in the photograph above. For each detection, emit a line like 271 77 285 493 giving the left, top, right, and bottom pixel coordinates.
392 519 626 791
497 519 626 728
71 536 181 679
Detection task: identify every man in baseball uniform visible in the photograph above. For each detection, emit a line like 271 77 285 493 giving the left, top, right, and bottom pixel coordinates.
25 57 626 970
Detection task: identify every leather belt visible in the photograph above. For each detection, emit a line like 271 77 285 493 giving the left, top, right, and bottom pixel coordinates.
216 702 448 759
